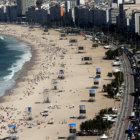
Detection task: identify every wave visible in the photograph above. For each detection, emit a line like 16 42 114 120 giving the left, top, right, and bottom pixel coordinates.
0 35 32 96
3 45 32 81
0 36 4 40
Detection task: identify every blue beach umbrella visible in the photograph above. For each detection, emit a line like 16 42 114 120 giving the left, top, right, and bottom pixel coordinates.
9 125 16 128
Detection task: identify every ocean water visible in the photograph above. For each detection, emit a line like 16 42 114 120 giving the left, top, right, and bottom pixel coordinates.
0 35 32 96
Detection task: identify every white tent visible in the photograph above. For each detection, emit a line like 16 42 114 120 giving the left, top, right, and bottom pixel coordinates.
100 134 108 139
112 107 117 112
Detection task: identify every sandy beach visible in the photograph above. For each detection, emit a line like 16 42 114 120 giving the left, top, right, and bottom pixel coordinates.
0 24 119 140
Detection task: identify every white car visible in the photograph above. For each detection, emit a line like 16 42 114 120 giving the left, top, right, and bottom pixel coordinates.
112 61 121 66
113 69 120 73
104 45 112 49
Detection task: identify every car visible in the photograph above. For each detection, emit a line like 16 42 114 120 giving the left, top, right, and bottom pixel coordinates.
115 57 119 61
104 45 112 49
112 61 121 66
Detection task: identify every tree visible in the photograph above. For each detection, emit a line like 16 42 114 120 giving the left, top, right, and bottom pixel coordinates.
103 71 124 98
80 108 114 135
105 50 115 59
105 48 122 59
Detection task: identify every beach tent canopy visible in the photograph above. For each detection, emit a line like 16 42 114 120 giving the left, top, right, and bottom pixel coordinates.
52 79 56 81
44 90 49 93
93 77 99 80
89 89 95 91
100 134 108 139
60 70 64 72
96 68 100 70
69 123 76 126
9 125 16 128
79 105 85 107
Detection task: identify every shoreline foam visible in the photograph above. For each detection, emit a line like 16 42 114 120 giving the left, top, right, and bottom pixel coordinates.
0 35 32 97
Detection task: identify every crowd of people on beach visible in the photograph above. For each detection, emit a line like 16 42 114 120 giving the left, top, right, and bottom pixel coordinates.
0 25 116 140
0 25 68 139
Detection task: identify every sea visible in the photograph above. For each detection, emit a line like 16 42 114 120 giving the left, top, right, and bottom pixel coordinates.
0 35 32 96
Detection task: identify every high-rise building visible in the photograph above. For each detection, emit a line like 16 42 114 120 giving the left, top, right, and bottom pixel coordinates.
17 0 36 16
17 0 22 16
135 12 140 35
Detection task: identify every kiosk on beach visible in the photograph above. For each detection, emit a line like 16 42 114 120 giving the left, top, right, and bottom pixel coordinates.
67 123 76 140
89 89 95 102
79 105 86 119
58 70 65 79
93 77 99 88
8 125 16 133
77 46 85 53
8 125 18 140
96 68 101 78
51 79 57 90
69 39 78 46
26 107 32 120
43 90 50 103
81 56 92 65
60 33 67 40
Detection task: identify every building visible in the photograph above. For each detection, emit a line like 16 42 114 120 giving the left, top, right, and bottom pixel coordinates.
17 0 36 16
50 4 61 21
26 6 49 23
74 6 90 27
6 5 17 21
109 7 119 25
0 6 6 21
93 7 109 26
135 12 140 35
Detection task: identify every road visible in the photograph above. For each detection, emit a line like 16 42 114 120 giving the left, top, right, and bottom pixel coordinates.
113 52 134 140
